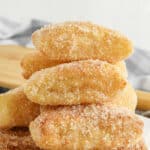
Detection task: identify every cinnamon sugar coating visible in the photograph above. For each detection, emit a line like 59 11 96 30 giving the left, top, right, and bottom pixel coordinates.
32 22 133 63
24 60 127 105
21 51 68 79
30 105 143 150
110 82 137 111
21 51 127 79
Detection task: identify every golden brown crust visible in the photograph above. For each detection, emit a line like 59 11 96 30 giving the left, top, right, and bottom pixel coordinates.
21 51 68 79
30 104 143 150
115 61 128 78
21 51 127 79
115 138 147 150
24 60 127 105
0 128 40 150
110 82 137 111
32 21 133 63
0 87 40 129
0 129 145 150
125 138 147 150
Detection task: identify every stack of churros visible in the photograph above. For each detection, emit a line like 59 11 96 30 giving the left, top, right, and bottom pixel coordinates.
0 22 147 150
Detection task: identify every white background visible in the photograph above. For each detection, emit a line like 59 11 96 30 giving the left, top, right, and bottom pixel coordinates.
0 0 150 50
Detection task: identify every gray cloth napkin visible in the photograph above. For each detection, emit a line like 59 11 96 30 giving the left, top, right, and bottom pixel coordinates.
0 17 150 117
